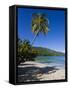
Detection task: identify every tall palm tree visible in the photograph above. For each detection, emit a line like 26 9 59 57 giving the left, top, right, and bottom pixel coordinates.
32 13 49 45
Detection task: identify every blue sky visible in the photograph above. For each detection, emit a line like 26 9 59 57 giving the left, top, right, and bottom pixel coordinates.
18 8 65 52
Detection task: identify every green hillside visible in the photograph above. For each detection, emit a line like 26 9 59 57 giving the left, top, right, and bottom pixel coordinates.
32 47 65 56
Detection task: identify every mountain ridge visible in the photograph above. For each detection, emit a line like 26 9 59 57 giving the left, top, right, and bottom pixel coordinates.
32 46 65 56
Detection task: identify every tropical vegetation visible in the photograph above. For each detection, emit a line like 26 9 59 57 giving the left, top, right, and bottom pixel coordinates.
17 39 38 65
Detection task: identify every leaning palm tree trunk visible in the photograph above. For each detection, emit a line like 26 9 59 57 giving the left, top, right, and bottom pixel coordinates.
31 30 39 45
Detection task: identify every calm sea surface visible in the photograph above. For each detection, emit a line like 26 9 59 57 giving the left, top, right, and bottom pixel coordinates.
35 56 65 69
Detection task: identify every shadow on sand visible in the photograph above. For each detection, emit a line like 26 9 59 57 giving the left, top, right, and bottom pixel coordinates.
17 64 59 82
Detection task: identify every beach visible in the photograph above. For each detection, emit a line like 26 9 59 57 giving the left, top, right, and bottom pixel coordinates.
18 61 65 82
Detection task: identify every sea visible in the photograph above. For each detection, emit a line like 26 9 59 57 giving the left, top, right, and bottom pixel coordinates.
35 56 65 69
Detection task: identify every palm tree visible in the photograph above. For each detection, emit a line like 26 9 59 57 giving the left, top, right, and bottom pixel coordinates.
17 39 38 63
32 13 49 45
22 40 31 52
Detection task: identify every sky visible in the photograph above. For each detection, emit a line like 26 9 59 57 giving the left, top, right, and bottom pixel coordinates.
18 8 65 53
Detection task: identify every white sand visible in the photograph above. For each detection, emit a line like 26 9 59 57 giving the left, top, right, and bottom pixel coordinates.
37 69 65 80
18 61 48 68
18 61 65 81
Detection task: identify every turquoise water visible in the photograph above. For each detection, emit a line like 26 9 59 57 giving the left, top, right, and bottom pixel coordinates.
35 56 65 69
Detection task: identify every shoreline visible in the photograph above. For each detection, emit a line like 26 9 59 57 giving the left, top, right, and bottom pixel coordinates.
18 61 65 82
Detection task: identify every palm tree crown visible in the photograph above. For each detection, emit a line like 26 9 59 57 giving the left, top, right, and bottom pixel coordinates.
32 13 49 44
